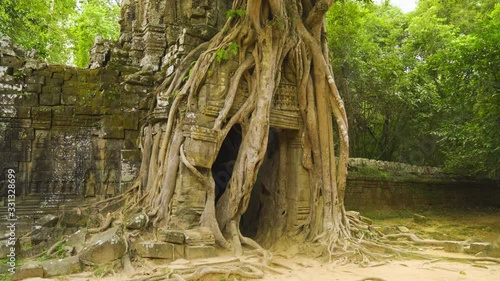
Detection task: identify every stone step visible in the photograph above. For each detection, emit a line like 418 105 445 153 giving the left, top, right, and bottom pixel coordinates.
0 206 60 222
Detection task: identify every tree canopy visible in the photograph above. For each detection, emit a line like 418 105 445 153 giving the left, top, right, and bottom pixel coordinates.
0 0 119 67
327 0 499 178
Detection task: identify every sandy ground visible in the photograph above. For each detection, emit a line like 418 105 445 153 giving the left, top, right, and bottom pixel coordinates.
21 255 499 281
264 257 500 281
20 209 500 281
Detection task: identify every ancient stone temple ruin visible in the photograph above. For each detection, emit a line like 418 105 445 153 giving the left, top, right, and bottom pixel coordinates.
1 0 499 260
0 0 314 240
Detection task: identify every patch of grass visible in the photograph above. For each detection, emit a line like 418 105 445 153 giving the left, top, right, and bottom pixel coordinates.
362 211 414 220
368 208 500 244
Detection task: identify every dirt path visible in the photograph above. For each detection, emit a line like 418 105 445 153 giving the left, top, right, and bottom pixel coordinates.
264 257 499 281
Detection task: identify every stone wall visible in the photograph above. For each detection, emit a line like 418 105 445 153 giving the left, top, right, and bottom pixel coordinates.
0 37 152 204
345 158 500 213
0 0 232 206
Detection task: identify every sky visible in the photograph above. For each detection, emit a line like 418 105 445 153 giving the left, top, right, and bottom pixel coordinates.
390 0 418 13
375 0 418 13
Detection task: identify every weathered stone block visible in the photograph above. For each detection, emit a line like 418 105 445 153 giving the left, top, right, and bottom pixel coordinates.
184 227 215 245
3 119 29 131
10 128 34 140
183 138 217 168
31 227 64 245
25 83 41 92
60 211 88 227
74 105 101 115
49 86 63 94
102 115 123 127
121 149 140 182
32 106 52 119
80 226 126 265
41 255 82 277
52 106 74 119
15 106 31 118
18 241 48 259
0 55 23 68
25 76 39 84
35 214 59 227
125 213 147 229
469 242 491 254
32 149 52 160
66 229 87 254
50 78 64 86
100 127 125 139
184 245 215 259
52 72 65 80
64 70 76 80
40 92 61 105
10 140 30 154
135 241 183 259
122 115 138 130
444 241 463 253
12 262 45 281
78 73 89 83
160 229 185 244
124 130 140 145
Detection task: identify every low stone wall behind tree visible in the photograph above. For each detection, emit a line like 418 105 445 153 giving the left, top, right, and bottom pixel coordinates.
345 158 500 213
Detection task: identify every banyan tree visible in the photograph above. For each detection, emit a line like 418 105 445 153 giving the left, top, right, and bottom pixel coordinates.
117 0 354 256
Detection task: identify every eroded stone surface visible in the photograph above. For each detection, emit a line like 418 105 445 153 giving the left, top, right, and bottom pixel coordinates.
35 214 59 227
135 241 184 259
125 212 147 230
12 262 44 281
184 245 216 259
41 255 82 277
79 226 126 265
444 241 463 253
66 229 87 254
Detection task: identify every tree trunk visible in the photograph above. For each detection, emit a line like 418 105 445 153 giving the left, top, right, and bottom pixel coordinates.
128 0 352 254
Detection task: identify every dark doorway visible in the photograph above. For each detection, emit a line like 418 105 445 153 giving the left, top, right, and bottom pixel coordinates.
240 128 280 238
212 124 242 203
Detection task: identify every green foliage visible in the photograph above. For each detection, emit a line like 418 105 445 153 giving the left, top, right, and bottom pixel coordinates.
225 9 246 19
327 1 415 163
69 0 120 67
326 0 499 178
215 42 239 63
0 0 119 67
216 49 229 63
227 42 239 56
0 0 77 63
405 0 500 178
